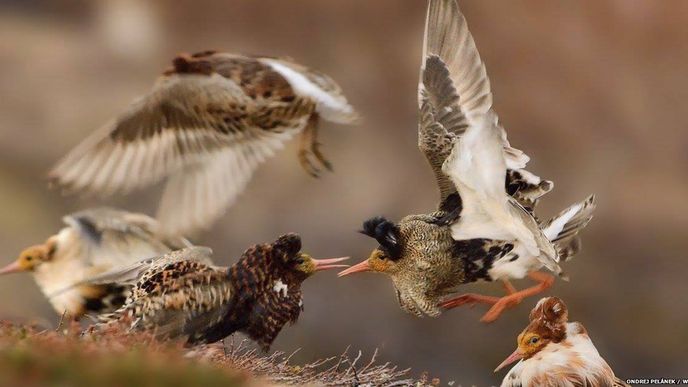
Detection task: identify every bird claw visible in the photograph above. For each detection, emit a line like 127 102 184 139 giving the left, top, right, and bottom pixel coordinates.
434 213 459 227
298 150 321 178
312 141 333 172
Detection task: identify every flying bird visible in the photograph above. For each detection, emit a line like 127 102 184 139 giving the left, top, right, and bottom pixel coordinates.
95 234 348 350
0 208 190 318
339 0 595 323
49 51 358 236
497 297 629 387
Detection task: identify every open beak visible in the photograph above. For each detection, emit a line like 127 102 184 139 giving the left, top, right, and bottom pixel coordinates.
337 259 371 277
494 348 524 372
0 261 25 275
313 257 350 271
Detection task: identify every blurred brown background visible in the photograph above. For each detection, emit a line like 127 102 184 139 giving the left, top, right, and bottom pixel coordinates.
1 0 687 384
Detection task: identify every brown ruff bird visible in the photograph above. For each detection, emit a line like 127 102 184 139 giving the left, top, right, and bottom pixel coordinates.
96 234 348 350
339 0 595 322
496 297 629 387
0 208 189 318
49 51 358 236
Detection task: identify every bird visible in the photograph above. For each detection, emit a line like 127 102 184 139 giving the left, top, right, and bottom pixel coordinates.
338 0 596 323
496 297 629 387
49 50 358 236
0 208 190 318
94 233 348 351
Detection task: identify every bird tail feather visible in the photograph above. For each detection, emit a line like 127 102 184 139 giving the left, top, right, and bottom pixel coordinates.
541 195 596 261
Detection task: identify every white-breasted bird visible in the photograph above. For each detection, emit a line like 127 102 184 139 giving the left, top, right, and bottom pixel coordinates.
0 208 190 318
496 297 629 387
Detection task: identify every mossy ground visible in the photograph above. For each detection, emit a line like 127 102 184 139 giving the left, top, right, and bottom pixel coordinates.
0 321 425 387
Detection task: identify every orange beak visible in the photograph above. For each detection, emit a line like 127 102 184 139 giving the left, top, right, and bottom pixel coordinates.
494 348 524 372
337 260 371 277
0 261 25 275
312 257 350 271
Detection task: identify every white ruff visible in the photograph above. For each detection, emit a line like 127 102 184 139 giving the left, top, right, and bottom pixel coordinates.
273 279 288 298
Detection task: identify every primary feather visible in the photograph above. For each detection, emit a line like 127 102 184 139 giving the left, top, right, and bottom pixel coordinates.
50 52 357 236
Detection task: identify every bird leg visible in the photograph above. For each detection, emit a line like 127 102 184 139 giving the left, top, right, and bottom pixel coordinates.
309 115 333 172
438 271 555 323
297 114 331 177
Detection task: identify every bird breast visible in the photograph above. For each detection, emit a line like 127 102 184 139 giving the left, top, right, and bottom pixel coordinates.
503 323 617 387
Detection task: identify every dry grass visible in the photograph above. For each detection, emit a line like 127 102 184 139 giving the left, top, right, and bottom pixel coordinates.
0 320 433 386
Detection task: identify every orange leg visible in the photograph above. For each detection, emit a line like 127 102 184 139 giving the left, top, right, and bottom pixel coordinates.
439 271 555 323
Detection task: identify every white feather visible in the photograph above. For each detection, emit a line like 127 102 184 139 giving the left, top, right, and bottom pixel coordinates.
261 59 355 123
543 203 583 241
444 113 542 256
501 323 619 387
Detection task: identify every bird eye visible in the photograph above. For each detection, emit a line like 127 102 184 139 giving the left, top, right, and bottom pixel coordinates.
294 258 304 264
25 256 33 261
529 336 540 345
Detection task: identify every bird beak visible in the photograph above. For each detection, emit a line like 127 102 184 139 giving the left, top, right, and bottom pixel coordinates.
494 348 524 372
0 260 25 275
337 259 371 277
313 257 350 271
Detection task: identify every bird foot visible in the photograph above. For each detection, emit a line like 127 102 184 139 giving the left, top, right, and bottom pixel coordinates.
298 149 322 178
434 211 460 226
297 115 332 177
312 141 333 172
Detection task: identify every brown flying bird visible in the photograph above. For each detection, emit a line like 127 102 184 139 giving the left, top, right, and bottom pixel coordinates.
496 297 629 387
339 0 595 323
0 208 190 318
95 234 348 350
49 51 358 236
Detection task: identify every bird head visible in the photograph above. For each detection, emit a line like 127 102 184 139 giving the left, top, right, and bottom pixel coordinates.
272 233 349 281
338 216 402 277
0 244 53 275
495 297 569 372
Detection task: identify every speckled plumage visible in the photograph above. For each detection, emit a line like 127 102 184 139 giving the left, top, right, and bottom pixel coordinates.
359 212 521 318
50 51 358 236
342 0 596 322
99 234 336 350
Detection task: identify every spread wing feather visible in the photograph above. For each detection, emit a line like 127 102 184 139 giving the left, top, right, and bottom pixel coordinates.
62 208 191 268
422 0 561 272
50 74 249 197
50 52 357 236
422 0 529 170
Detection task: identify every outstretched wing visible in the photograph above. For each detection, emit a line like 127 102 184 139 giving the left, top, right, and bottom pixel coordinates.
63 208 191 269
420 0 529 172
50 73 252 196
419 0 555 211
418 55 467 205
50 53 316 236
423 0 560 270
154 124 301 235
